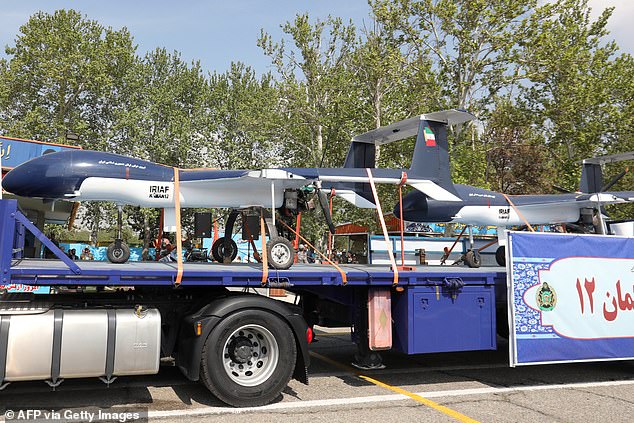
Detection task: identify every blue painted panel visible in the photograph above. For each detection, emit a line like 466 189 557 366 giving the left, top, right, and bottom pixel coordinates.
392 285 496 354
0 137 77 168
509 231 634 365
0 199 18 284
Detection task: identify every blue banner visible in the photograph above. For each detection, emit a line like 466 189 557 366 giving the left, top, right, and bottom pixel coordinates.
0 284 50 294
1 137 79 169
508 231 634 365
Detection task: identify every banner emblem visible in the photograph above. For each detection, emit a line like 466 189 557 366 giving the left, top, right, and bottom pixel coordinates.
536 282 557 311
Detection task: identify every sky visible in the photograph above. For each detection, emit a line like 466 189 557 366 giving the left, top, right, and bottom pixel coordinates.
0 0 372 74
0 0 632 76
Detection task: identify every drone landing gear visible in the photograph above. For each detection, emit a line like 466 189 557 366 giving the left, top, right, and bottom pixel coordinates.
216 209 295 270
267 237 294 270
211 237 238 263
212 211 240 263
461 249 481 268
495 246 506 266
441 225 482 268
107 206 130 264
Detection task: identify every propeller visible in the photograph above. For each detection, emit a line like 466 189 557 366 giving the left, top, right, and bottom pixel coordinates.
587 167 630 232
314 183 336 234
601 167 629 192
592 167 629 220
553 167 628 194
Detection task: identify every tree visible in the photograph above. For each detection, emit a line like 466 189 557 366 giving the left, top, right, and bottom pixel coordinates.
0 9 147 247
124 48 209 167
370 0 546 189
350 19 441 169
206 62 284 169
258 14 358 167
484 99 551 193
518 0 631 188
371 0 541 115
0 9 137 149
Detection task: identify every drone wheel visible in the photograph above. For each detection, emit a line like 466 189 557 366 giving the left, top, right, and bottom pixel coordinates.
107 242 130 264
464 249 481 268
212 237 238 263
266 237 294 270
495 246 506 266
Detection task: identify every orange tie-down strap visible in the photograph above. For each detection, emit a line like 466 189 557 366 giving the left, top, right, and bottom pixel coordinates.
173 167 184 286
501 193 535 232
366 168 399 285
278 219 348 285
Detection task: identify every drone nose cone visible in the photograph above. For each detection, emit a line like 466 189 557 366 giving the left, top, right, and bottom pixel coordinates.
1 153 76 198
2 164 33 196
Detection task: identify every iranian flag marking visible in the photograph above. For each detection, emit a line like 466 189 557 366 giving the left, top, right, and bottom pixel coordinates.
424 126 436 146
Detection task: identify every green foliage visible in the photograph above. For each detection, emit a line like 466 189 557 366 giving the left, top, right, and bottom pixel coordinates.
371 0 633 197
2 2 634 243
372 0 539 113
44 223 140 245
0 9 136 148
450 137 489 188
517 0 625 188
258 14 358 167
207 63 284 168
122 48 210 166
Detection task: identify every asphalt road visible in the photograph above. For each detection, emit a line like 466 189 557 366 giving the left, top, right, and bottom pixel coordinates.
2 328 634 423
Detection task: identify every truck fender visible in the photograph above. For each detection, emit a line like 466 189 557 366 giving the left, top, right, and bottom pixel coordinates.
175 293 310 384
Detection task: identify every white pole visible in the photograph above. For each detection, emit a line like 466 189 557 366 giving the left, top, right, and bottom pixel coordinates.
271 181 276 227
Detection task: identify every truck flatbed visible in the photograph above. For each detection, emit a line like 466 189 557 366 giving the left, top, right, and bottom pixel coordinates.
8 258 506 287
0 198 506 405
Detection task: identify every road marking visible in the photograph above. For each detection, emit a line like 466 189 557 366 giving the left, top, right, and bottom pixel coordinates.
4 377 634 422
310 362 507 378
424 378 634 397
310 351 479 423
142 378 634 420
358 374 480 423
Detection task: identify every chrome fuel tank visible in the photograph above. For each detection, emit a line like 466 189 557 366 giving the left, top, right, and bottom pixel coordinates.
4 311 55 381
59 310 108 379
0 307 161 383
113 308 161 376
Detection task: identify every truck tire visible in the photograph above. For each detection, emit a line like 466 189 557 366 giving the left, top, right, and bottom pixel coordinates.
107 242 130 263
266 237 294 270
211 237 238 263
200 309 297 407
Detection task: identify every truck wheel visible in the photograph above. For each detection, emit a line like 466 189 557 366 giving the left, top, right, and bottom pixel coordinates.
107 242 130 263
267 237 294 270
495 246 506 266
211 237 238 263
200 309 297 407
464 249 481 268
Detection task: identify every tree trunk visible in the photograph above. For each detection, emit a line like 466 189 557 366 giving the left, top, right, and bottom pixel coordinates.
373 81 383 163
315 124 323 166
143 212 151 250
90 206 100 246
